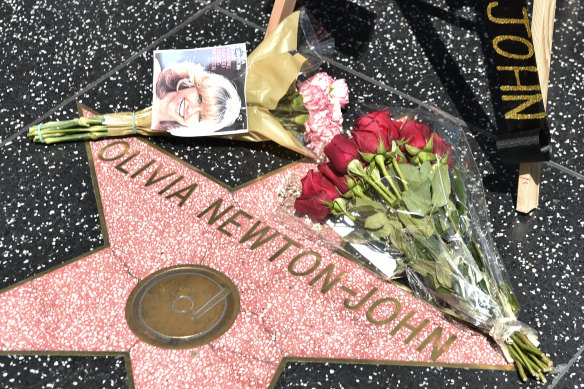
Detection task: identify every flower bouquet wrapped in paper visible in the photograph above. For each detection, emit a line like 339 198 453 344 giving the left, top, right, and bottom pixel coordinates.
290 107 553 382
28 9 347 159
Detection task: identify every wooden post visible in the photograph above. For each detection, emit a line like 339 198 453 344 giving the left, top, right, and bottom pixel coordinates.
516 0 556 213
265 0 297 37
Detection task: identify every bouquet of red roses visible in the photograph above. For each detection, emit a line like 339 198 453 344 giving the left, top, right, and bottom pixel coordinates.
293 108 552 382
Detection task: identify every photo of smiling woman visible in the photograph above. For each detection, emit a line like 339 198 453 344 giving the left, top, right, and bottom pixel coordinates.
151 45 248 137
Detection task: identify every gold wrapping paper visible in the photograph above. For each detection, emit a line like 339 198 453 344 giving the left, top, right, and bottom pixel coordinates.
229 10 316 159
104 108 160 137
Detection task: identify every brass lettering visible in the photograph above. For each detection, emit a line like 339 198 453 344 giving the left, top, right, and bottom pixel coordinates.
308 264 347 294
217 210 252 236
115 151 140 174
366 297 401 325
288 251 321 276
502 94 546 119
98 141 130 161
196 198 234 225
417 327 457 362
496 66 541 91
486 2 531 37
267 236 301 262
144 165 176 187
389 311 429 344
130 159 157 178
158 176 183 195
239 221 280 250
165 182 198 207
341 286 378 310
493 35 534 60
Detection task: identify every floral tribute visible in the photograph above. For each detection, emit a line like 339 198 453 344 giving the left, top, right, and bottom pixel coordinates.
270 72 348 157
294 108 553 382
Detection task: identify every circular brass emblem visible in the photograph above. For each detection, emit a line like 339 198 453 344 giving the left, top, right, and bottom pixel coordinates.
125 265 240 349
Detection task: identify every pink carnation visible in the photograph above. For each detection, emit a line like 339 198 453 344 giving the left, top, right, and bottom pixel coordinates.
304 110 342 152
299 73 334 111
328 100 343 127
330 79 349 108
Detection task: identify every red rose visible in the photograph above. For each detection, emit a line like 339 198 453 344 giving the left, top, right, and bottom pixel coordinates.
399 120 431 149
352 109 402 153
354 109 402 139
432 134 454 166
324 134 360 174
387 119 402 140
294 170 341 223
351 128 389 154
318 162 349 193
353 109 392 132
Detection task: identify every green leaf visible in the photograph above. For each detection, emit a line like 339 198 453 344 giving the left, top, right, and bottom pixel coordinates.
396 211 417 234
347 159 366 177
411 215 435 237
436 286 454 295
365 212 388 230
418 179 432 201
420 161 433 180
352 197 386 213
453 167 467 213
376 221 393 238
477 279 489 294
398 164 422 183
446 200 460 230
431 164 451 208
402 190 432 216
505 283 521 315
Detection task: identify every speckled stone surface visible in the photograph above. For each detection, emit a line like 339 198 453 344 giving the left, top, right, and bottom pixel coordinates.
0 0 219 143
0 354 129 389
222 0 584 174
0 0 583 388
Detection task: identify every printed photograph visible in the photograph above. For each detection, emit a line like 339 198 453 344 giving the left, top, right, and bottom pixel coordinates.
151 44 248 136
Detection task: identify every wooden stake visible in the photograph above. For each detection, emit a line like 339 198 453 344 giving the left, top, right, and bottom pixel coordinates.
265 0 297 37
516 0 556 213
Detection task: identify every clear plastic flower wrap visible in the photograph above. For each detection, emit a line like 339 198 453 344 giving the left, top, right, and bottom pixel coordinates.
288 106 553 382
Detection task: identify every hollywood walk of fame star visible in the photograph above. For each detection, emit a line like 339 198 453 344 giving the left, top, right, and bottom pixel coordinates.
0 136 509 388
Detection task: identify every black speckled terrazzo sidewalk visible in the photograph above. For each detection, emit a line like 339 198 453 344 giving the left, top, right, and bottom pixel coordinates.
1 1 583 388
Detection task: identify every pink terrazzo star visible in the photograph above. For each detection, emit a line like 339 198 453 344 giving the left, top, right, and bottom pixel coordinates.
0 137 509 388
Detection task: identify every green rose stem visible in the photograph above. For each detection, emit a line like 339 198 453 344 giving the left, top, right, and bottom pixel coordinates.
392 158 409 191
365 176 396 206
32 128 109 144
506 345 528 381
373 155 402 199
351 184 374 201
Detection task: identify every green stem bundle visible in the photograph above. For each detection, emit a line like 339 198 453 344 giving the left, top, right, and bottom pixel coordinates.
505 332 552 382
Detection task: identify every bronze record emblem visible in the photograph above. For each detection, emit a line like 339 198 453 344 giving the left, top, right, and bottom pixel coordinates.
125 264 240 349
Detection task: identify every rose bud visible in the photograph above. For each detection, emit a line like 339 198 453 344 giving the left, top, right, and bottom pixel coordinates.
324 134 360 175
294 170 341 223
318 162 350 193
